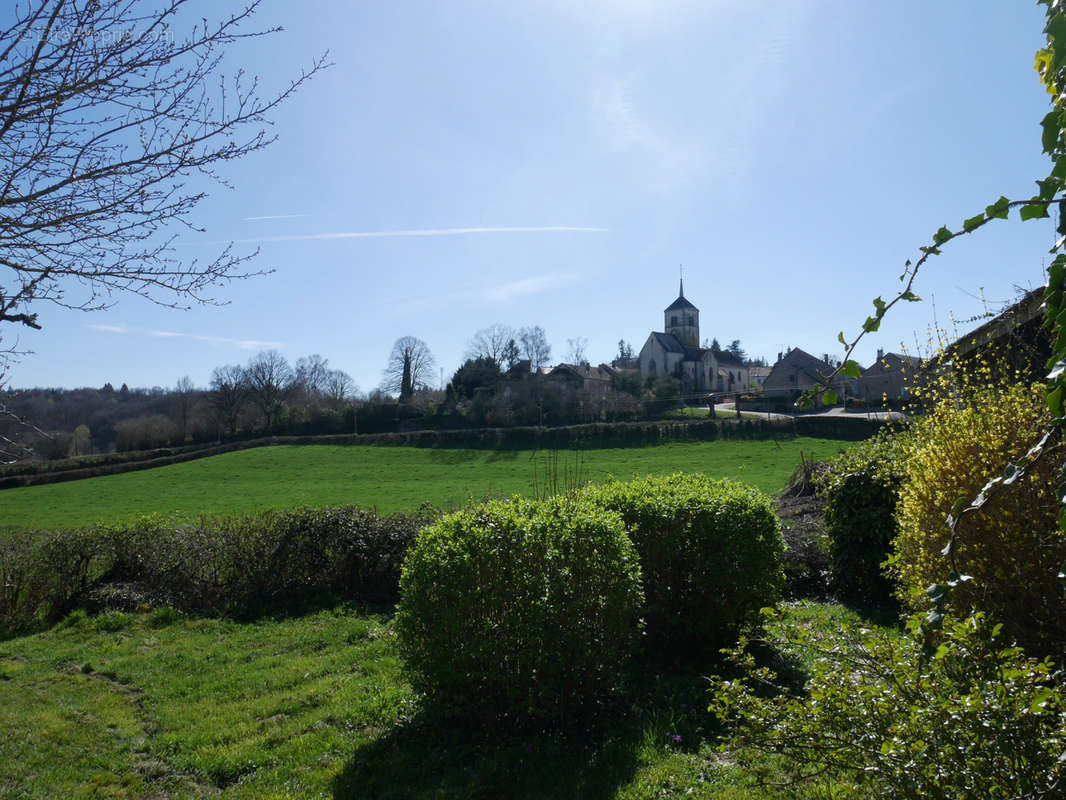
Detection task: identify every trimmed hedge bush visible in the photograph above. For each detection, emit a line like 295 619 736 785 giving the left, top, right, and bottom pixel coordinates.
891 381 1066 654
819 432 907 605
0 506 427 634
582 473 783 656
395 496 643 725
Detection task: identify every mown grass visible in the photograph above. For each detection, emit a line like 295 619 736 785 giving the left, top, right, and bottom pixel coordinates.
0 602 880 799
1 437 851 531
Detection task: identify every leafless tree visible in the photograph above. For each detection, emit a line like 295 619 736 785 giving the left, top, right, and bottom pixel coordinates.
518 325 552 371
566 337 589 366
0 0 326 342
244 349 292 430
382 336 436 401
173 375 197 442
293 354 330 398
323 368 356 405
465 324 516 368
207 363 247 439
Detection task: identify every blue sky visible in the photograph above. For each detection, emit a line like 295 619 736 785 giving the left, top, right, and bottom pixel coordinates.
7 0 1058 393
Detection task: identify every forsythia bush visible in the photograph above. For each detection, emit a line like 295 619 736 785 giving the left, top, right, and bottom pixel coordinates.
582 474 783 656
395 496 643 725
891 377 1066 653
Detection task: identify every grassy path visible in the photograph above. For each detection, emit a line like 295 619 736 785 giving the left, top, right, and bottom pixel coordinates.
2 437 849 530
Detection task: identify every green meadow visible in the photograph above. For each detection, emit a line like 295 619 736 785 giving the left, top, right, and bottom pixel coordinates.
0 601 865 799
1 437 850 531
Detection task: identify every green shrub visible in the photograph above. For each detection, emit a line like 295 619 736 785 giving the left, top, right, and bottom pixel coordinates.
102 506 426 614
0 506 427 633
395 496 643 725
890 380 1066 653
710 611 1066 799
582 473 783 656
0 528 110 635
819 431 907 605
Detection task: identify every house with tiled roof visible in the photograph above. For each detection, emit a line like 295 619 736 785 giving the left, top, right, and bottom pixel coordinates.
763 347 850 400
637 281 749 396
548 363 616 394
858 349 922 403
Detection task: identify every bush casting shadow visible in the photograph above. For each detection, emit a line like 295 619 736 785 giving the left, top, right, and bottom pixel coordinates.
332 668 719 800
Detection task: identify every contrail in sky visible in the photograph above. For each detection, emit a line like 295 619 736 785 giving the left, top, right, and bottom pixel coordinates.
189 226 609 245
243 213 314 221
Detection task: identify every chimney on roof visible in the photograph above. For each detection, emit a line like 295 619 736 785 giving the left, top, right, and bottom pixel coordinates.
877 348 884 361
777 351 782 362
823 353 830 365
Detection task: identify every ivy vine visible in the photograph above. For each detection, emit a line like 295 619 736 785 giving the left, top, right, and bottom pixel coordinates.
806 1 1066 617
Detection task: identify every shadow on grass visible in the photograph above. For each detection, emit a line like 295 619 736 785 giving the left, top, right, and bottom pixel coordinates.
332 666 720 800
839 599 903 631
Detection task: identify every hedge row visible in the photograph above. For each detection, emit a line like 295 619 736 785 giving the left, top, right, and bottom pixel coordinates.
0 506 428 636
3 416 891 490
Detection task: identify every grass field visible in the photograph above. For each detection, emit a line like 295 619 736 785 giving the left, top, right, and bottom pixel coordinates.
0 601 870 799
1 437 851 531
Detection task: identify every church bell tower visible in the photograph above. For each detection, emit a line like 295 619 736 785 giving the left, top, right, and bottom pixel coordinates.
664 278 699 347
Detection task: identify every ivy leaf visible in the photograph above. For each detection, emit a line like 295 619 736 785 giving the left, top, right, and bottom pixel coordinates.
985 196 1010 219
863 316 881 333
1043 110 1061 153
837 331 847 346
1049 253 1066 290
920 245 941 256
1037 177 1060 200
822 389 838 405
1021 203 1051 221
900 291 921 302
842 360 862 379
963 213 985 231
933 226 953 245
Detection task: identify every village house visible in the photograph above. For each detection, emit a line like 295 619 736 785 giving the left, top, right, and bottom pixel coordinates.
547 363 616 394
857 349 922 404
637 281 749 396
762 347 851 401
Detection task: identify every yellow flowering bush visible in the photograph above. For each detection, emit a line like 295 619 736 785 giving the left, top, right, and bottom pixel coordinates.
890 368 1065 653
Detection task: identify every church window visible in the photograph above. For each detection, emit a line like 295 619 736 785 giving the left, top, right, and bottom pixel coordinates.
670 315 677 326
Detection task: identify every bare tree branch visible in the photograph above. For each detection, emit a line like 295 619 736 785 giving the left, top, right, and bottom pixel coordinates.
0 0 328 336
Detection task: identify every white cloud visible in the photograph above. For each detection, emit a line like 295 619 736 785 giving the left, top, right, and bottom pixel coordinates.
88 323 280 351
482 274 570 302
594 79 706 187
399 271 577 312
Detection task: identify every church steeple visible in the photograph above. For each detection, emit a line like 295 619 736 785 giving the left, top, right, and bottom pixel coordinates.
664 278 699 347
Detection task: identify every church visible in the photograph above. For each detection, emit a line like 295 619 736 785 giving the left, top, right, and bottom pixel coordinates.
637 281 748 396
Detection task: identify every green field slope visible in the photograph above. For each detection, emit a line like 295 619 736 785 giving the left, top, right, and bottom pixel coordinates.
0 603 864 799
1 437 849 531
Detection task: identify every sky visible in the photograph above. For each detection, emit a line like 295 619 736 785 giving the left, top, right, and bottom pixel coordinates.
4 0 1059 393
